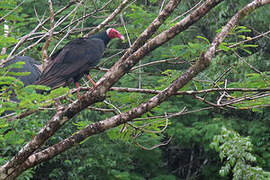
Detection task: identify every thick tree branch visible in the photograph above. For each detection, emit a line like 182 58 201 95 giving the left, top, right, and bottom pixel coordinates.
119 0 182 61
97 0 223 96
0 1 223 178
3 0 270 179
10 1 269 177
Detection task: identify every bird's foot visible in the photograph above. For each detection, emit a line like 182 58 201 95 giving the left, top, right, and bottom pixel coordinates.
86 74 97 88
75 82 81 100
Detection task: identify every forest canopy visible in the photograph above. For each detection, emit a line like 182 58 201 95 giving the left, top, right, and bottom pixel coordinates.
1 0 270 179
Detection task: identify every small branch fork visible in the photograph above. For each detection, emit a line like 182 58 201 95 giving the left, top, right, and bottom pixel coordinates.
1 0 270 179
1 0 78 65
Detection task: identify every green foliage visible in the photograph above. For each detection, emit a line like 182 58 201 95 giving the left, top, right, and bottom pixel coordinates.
1 0 270 179
211 127 270 180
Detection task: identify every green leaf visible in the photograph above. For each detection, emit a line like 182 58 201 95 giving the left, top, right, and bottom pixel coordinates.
196 36 210 44
218 43 230 51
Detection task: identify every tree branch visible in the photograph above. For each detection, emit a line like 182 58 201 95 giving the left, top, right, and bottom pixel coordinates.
109 87 270 95
2 0 77 63
3 0 270 179
41 0 55 70
85 0 130 37
12 1 269 176
0 1 224 178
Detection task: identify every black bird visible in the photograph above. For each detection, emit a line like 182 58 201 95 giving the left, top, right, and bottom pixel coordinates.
35 28 124 99
3 56 41 86
1 56 41 116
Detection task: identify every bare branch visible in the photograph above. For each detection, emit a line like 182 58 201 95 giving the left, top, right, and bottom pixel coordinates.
88 106 117 113
133 107 214 121
0 0 77 66
85 0 130 37
109 87 270 95
131 57 184 71
135 136 172 150
41 0 55 69
171 0 203 22
2 1 223 178
0 1 25 24
7 85 270 122
2 0 270 178
233 51 262 74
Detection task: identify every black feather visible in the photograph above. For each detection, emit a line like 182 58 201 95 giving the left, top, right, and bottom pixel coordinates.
1 56 41 116
35 30 110 89
3 56 41 86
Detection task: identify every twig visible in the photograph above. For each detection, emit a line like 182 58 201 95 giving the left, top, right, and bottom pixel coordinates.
103 100 121 114
221 92 270 106
217 79 227 105
98 49 126 66
194 95 224 108
131 57 183 71
216 29 270 52
88 106 117 113
14 1 82 58
41 0 55 70
85 0 131 37
135 136 172 150
171 0 203 22
109 86 270 95
159 0 167 13
3 0 77 62
0 1 25 23
233 50 262 74
134 106 187 121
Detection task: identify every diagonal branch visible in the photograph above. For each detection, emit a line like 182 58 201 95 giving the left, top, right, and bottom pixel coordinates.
8 1 270 178
119 0 182 61
0 1 224 179
97 0 223 95
6 0 270 179
2 0 77 63
85 0 130 37
0 1 25 24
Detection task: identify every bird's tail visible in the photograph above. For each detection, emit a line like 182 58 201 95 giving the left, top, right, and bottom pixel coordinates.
34 76 67 93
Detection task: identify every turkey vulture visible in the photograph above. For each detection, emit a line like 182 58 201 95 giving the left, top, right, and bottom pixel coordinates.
1 56 41 116
35 28 124 98
3 56 41 86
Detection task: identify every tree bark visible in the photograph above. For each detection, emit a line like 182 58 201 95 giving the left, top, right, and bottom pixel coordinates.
1 0 270 179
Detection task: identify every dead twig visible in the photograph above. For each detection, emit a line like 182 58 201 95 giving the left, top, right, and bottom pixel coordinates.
41 0 55 70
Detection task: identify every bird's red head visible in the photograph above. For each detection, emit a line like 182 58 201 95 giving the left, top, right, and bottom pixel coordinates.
106 28 125 40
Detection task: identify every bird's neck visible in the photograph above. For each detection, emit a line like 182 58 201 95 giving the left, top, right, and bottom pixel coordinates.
90 31 111 46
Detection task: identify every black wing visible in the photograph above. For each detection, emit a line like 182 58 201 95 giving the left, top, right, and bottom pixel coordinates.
35 37 105 88
4 56 41 86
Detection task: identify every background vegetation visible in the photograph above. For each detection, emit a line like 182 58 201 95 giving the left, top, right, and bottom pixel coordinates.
1 0 270 179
